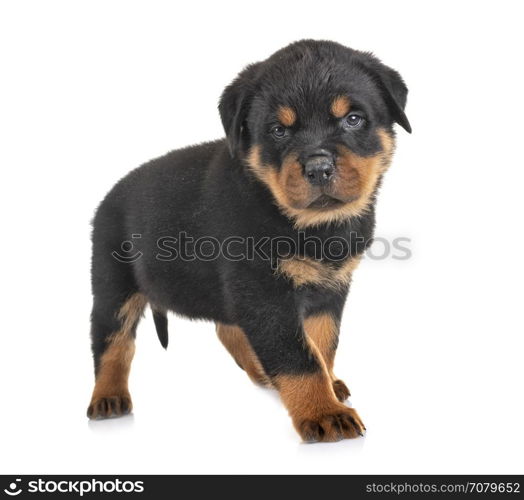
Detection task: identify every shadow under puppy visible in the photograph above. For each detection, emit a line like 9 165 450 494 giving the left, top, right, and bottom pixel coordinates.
87 40 411 442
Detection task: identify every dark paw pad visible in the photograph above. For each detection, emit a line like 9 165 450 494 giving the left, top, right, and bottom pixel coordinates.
298 407 365 443
87 395 133 419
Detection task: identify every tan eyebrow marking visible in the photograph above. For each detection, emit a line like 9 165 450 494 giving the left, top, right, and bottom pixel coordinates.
330 96 351 118
277 106 297 127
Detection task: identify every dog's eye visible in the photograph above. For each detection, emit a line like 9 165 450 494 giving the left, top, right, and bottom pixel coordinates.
270 125 287 139
344 113 364 129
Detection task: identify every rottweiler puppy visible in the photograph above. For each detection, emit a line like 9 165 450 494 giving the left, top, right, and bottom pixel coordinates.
87 39 410 442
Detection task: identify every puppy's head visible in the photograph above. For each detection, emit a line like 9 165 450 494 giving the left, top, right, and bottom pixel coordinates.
219 40 411 227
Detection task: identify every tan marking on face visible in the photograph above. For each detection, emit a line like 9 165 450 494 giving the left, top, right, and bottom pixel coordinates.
278 154 311 208
278 256 361 290
88 293 147 417
330 96 351 118
247 129 394 228
277 106 297 127
216 323 271 386
247 146 311 210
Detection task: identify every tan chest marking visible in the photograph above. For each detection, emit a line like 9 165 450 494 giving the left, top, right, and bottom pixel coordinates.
278 256 361 289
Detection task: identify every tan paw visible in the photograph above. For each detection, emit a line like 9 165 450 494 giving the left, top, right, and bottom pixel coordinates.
296 406 365 443
87 393 133 419
332 379 351 402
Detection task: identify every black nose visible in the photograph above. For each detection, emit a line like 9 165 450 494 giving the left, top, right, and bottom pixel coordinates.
304 152 335 186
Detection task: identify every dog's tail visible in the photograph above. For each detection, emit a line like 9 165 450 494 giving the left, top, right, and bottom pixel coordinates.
152 309 169 349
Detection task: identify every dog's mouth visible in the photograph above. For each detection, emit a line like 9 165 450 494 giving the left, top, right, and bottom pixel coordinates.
307 194 345 210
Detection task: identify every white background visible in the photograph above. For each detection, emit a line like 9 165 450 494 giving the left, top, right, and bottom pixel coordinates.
1 0 523 475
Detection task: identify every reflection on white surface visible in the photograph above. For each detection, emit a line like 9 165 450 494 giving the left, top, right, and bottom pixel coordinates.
88 414 135 433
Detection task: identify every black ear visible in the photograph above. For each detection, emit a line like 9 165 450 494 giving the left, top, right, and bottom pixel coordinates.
219 62 262 157
357 53 412 133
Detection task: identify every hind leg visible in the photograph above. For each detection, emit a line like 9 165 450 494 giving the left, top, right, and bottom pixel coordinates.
216 323 271 387
87 288 147 419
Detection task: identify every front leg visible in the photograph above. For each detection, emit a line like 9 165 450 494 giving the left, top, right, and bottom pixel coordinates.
234 289 365 442
304 307 350 402
276 370 364 442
